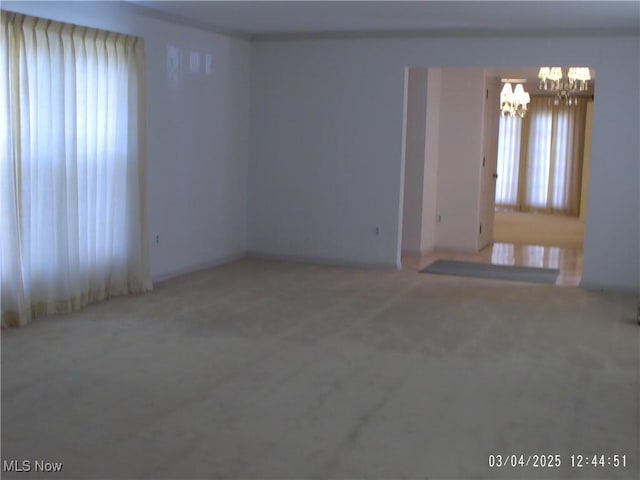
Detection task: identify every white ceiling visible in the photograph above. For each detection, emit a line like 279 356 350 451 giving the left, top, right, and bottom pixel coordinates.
130 1 640 38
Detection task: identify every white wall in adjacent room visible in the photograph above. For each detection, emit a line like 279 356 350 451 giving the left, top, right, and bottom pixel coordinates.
401 68 429 257
421 68 442 256
434 68 486 252
3 1 251 281
249 34 639 291
580 101 594 222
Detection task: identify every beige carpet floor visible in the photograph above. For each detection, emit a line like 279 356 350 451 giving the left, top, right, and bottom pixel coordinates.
2 258 638 479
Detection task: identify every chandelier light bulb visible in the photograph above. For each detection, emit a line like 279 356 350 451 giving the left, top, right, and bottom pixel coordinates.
568 67 591 82
538 65 591 103
500 81 529 118
548 67 563 82
500 82 513 102
538 67 550 80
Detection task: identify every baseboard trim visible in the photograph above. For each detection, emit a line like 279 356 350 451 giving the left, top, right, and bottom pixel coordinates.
246 251 397 270
579 279 640 295
152 252 247 284
432 246 480 255
401 248 422 258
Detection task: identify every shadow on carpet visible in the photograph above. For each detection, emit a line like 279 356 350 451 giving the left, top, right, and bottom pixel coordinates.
421 260 559 284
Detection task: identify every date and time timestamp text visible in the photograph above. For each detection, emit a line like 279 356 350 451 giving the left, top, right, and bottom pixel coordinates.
488 453 628 470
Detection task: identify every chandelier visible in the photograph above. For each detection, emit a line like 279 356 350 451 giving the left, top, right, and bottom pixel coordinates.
500 81 530 118
538 67 591 105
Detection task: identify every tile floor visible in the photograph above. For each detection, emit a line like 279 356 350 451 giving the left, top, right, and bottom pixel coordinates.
404 242 583 286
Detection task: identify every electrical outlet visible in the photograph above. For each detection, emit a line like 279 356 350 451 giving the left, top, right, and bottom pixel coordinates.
155 234 160 244
375 226 380 237
437 214 442 224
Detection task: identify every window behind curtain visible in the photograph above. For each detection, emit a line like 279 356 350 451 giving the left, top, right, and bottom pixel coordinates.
1 11 151 327
495 96 589 216
495 115 522 207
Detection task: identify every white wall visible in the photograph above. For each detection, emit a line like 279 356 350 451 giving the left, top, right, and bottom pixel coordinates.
401 68 429 257
250 34 640 291
434 68 486 252
248 40 403 268
3 1 251 281
581 60 639 292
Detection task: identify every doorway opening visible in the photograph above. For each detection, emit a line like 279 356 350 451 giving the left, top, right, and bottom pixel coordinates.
399 66 595 286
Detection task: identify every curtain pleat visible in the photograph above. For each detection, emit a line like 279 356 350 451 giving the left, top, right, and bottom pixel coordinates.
1 11 151 327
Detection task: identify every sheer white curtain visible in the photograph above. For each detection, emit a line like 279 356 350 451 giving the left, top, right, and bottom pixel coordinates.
525 104 553 208
1 12 151 327
524 98 586 213
494 96 588 215
495 115 522 208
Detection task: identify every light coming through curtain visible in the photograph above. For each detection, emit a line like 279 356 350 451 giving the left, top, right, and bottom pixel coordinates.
1 12 151 327
495 96 589 216
494 115 522 207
